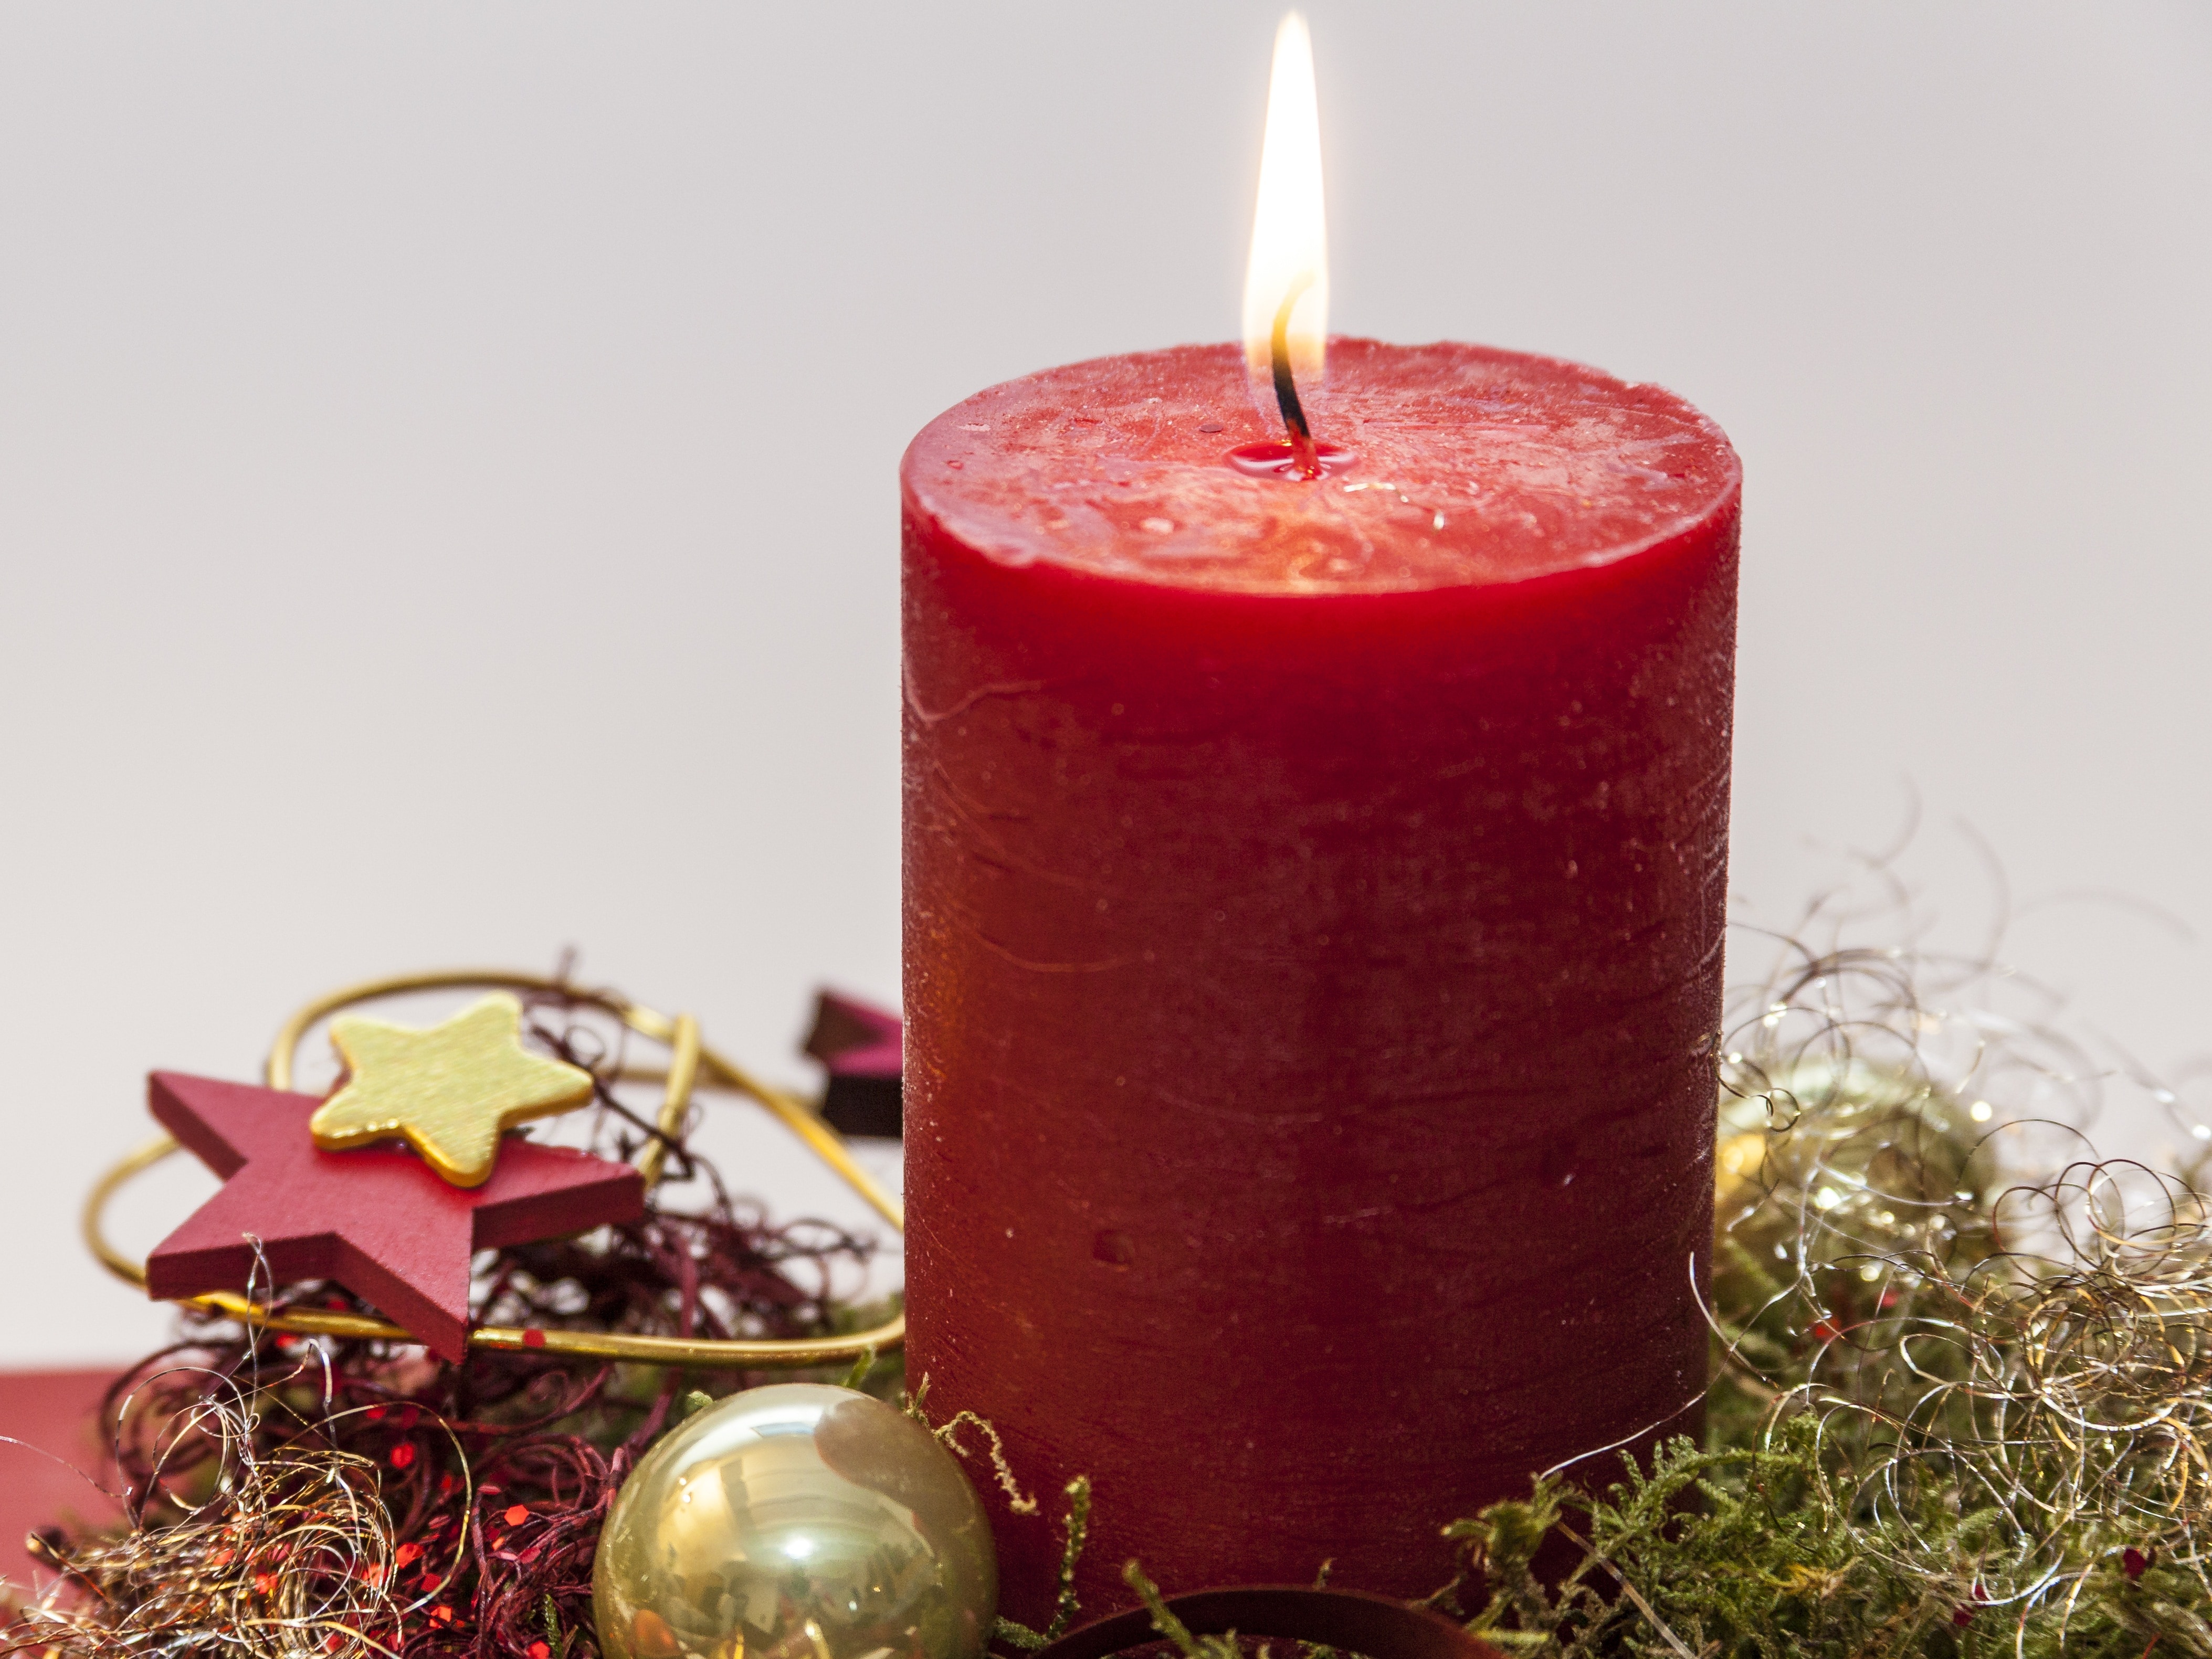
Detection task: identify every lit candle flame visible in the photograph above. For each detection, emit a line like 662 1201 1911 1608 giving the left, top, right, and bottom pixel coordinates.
1243 12 1328 466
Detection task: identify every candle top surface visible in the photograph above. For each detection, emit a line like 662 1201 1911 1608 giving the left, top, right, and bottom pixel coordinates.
902 339 1740 596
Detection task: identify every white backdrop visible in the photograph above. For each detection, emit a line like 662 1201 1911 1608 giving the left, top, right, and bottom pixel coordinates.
3 3 2207 1363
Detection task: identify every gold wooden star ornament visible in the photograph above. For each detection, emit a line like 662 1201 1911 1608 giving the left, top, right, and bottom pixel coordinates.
309 992 595 1187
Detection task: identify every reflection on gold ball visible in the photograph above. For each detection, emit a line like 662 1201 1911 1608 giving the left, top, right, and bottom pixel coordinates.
1715 1058 1999 1277
593 1385 997 1659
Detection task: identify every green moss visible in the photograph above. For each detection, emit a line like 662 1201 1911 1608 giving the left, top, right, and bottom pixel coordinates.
1444 1420 2210 1659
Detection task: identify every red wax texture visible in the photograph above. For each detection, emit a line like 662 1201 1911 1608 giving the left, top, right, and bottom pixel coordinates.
901 340 1740 1616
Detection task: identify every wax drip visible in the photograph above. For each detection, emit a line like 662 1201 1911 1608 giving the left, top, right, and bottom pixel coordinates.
1269 276 1322 480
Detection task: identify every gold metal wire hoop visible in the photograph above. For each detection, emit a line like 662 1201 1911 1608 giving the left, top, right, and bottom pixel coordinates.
83 969 905 1368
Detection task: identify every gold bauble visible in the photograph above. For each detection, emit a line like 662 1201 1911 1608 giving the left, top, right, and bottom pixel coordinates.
1714 1056 2000 1278
593 1384 997 1659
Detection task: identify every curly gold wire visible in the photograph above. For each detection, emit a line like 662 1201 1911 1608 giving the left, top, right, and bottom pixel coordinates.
83 969 904 1368
14 1372 413 1659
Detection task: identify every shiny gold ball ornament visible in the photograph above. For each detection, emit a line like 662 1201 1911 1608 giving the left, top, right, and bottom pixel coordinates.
1714 1055 2002 1287
593 1385 997 1659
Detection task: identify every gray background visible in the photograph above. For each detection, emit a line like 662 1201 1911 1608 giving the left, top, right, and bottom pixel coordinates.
3 3 2207 1362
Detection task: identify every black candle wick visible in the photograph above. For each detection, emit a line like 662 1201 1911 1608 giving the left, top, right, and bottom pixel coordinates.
1269 276 1322 480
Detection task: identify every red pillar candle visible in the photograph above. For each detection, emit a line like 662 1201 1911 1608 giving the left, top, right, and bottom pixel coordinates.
901 339 1740 1619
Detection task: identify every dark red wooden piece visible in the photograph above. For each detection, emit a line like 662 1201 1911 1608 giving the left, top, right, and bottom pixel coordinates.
144 1072 643 1362
1034 1587 1504 1659
803 991 903 1139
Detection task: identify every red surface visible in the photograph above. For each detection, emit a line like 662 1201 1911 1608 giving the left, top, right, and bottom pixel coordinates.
145 1072 645 1362
901 340 1740 1618
0 1369 121 1597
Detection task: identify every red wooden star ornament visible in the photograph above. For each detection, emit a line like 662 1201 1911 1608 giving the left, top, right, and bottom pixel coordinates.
144 1071 642 1361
